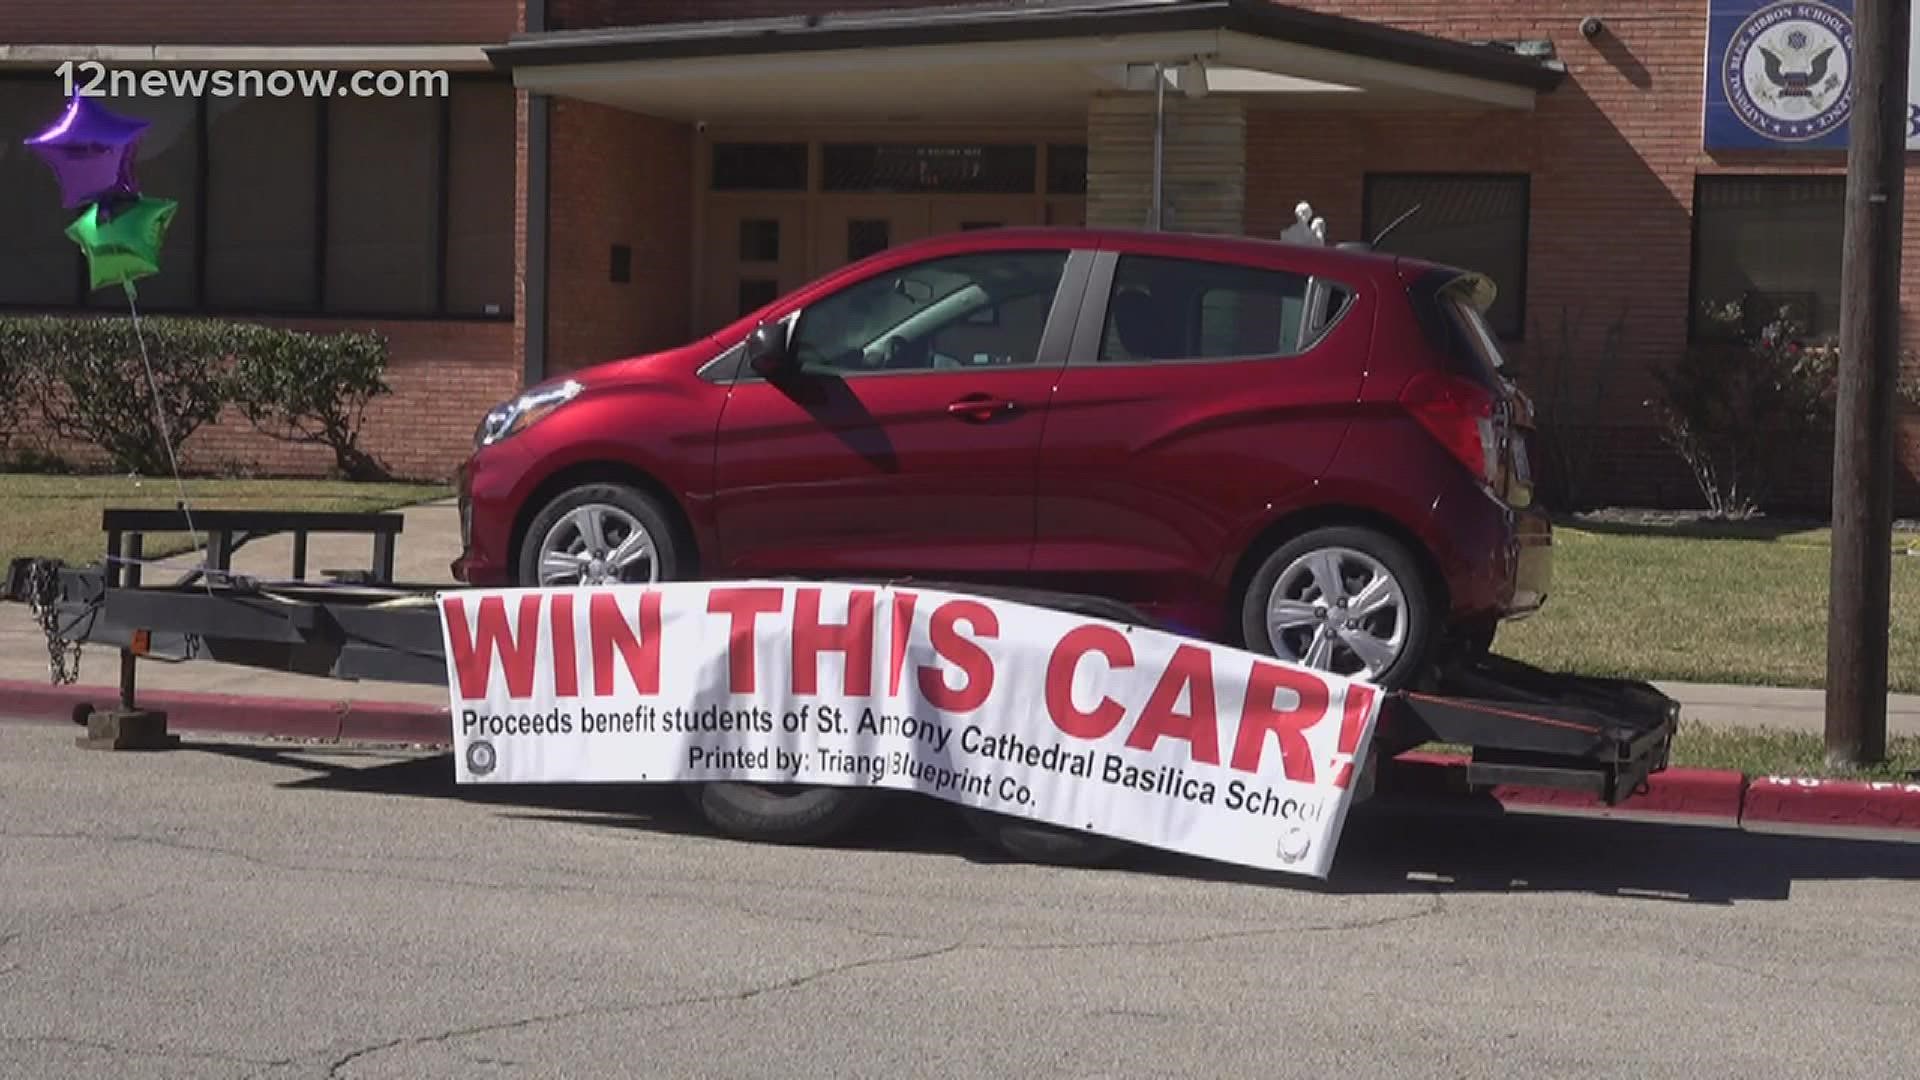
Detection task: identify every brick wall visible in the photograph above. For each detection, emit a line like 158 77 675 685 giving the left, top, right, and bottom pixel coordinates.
9 0 515 44
545 98 694 374
1248 0 1920 512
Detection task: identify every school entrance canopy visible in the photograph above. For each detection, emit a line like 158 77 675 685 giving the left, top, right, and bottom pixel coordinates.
487 0 1566 121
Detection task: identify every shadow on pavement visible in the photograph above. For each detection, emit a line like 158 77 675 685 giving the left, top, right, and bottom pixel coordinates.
188 740 1920 904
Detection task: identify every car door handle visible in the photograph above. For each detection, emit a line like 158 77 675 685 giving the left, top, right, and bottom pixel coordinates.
946 394 1019 423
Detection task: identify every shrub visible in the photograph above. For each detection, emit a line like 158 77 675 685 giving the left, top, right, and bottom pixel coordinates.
8 315 234 477
0 315 396 481
0 319 26 453
1647 301 1920 517
226 325 393 480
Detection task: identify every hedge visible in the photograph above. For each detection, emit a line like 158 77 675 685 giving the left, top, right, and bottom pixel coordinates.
0 315 391 479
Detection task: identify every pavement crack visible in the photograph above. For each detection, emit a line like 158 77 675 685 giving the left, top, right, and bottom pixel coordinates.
978 888 1444 955
322 941 963 1077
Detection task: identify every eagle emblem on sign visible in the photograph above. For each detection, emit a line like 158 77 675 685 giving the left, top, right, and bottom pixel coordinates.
1723 0 1854 141
1759 41 1836 98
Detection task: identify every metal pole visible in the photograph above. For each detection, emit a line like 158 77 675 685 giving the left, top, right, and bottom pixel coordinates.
1149 62 1165 230
1825 0 1909 768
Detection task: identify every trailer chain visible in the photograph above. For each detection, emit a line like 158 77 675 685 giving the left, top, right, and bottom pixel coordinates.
24 561 82 686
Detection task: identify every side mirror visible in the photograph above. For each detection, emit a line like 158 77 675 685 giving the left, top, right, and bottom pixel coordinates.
744 320 791 377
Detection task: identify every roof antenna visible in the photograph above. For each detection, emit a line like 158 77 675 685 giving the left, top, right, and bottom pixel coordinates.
1370 203 1422 248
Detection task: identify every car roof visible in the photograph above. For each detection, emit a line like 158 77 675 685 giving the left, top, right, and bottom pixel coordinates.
883 225 1434 278
710 224 1478 340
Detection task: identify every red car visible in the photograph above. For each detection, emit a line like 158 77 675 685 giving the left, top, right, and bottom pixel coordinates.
454 227 1550 693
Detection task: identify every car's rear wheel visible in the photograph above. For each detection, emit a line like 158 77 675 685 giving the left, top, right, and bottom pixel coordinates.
1240 525 1435 690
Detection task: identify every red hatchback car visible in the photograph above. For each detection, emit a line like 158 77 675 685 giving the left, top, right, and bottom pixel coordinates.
454 227 1550 691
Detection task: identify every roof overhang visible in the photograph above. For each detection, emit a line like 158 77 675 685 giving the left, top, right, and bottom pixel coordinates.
487 0 1565 122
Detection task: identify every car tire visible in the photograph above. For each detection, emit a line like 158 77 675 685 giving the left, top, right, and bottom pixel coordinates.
515 482 682 586
1240 525 1435 691
960 809 1130 867
689 783 877 846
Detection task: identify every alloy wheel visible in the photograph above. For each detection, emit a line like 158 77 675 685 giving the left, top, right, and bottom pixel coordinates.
534 504 660 586
1263 546 1407 680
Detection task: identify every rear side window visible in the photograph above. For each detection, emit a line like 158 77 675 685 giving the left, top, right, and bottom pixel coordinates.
1098 255 1319 363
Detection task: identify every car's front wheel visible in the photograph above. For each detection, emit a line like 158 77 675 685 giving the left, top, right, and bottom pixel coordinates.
1240 525 1435 690
516 481 879 845
516 482 679 586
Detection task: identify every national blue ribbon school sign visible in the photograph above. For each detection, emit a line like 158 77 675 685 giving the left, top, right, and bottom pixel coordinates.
1705 0 1857 149
1704 0 1920 151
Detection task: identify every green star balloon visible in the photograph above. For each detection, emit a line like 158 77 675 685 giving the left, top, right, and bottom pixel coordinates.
64 195 177 294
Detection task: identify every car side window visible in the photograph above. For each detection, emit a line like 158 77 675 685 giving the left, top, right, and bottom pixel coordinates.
787 251 1068 375
1097 255 1313 363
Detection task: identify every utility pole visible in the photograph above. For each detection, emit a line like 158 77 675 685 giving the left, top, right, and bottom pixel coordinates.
1826 0 1910 767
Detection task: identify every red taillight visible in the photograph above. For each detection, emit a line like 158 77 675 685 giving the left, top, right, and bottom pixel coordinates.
1400 372 1500 487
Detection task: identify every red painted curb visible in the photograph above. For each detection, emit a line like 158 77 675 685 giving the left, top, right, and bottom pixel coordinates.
0 679 450 746
1741 774 1920 839
1386 751 1746 826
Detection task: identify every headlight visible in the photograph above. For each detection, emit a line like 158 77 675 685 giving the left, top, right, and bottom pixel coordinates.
475 379 584 448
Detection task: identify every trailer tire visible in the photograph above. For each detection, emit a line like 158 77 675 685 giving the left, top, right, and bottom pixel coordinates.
689 783 875 845
961 809 1129 867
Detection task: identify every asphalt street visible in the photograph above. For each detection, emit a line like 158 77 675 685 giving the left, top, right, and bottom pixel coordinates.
3 719 1919 1080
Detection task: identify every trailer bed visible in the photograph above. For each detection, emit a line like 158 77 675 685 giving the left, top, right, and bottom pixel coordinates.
5 507 1678 805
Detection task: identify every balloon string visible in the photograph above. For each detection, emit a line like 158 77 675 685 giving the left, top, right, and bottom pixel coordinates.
123 281 214 597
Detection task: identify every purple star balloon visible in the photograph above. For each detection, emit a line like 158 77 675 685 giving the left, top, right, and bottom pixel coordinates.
23 94 150 209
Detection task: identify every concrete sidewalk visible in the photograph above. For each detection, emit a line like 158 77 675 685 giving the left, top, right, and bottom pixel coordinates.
5 495 1917 735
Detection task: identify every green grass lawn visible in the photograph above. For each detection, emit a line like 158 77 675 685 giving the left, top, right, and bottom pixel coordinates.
0 473 449 568
1496 520 1920 694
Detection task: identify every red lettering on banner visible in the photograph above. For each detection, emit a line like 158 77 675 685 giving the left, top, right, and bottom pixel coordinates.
1045 625 1133 740
1331 684 1376 789
917 599 997 711
888 592 918 695
707 587 785 693
793 587 876 696
445 594 542 699
590 590 661 695
1231 661 1330 780
550 593 578 697
1124 644 1221 764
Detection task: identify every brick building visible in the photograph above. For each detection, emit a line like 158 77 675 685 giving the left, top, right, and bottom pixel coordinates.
3 0 1918 509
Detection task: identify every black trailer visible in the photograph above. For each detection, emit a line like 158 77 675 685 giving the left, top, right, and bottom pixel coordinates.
6 507 1679 859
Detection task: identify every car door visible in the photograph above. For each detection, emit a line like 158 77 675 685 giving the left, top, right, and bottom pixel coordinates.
1032 247 1369 630
712 246 1090 579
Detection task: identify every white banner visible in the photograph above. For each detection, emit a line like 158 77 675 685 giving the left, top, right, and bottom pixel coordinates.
438 581 1384 879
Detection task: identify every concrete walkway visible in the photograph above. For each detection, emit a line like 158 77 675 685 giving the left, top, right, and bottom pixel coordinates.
6 496 1917 734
